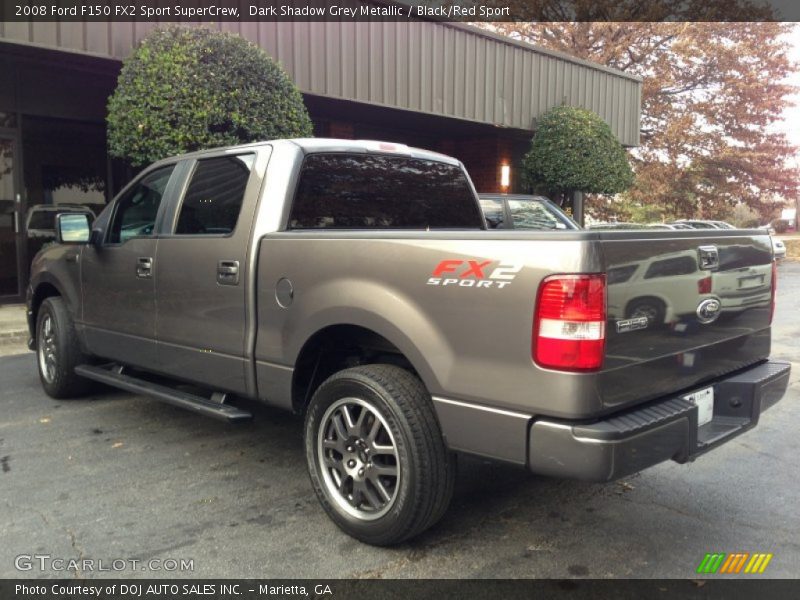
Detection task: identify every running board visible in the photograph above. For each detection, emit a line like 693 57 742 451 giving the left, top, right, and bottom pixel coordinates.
74 364 252 423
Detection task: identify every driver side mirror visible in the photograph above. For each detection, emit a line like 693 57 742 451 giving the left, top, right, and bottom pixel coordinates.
56 213 91 244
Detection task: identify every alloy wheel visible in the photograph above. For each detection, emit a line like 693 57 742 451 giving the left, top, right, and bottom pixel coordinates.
38 314 57 383
317 397 400 521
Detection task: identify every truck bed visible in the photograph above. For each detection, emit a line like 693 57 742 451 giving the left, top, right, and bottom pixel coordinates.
254 228 774 419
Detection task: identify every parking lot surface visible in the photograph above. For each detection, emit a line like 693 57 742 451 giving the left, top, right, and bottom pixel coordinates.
1 262 798 579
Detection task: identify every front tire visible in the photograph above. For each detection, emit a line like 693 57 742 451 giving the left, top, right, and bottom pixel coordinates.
36 297 93 399
304 364 455 545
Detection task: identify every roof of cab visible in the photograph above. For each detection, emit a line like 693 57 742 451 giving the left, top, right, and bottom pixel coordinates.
148 138 461 169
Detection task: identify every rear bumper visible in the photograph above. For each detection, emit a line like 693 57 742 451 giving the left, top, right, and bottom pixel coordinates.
527 360 790 482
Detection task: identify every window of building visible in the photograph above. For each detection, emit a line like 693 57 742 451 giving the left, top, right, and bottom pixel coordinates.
289 154 483 229
175 154 255 235
108 165 175 244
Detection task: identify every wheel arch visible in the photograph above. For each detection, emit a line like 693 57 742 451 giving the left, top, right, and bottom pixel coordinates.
29 277 67 347
290 322 439 415
624 294 668 315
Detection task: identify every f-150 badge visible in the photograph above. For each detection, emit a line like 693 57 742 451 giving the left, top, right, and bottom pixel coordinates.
616 316 649 333
428 259 522 289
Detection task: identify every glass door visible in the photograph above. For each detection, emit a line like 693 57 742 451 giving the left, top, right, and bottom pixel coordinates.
0 134 21 300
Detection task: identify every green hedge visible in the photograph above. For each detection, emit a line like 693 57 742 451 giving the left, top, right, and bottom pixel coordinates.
522 106 634 195
107 26 313 166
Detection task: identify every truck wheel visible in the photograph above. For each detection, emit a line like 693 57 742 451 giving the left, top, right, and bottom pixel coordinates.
304 364 455 545
626 298 666 326
36 297 93 399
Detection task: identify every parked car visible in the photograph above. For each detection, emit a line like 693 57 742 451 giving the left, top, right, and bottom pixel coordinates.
26 204 97 238
27 139 789 545
650 222 695 230
772 237 786 260
757 224 777 235
606 249 716 325
586 222 646 230
477 194 579 230
671 219 736 230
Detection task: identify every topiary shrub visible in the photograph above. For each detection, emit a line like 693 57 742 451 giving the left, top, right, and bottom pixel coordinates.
522 106 634 197
107 26 313 166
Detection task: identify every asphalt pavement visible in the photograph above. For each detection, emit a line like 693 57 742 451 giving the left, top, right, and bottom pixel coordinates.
1 262 798 579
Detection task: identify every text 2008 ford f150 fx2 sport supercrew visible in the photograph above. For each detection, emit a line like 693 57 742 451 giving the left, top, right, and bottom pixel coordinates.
27 139 790 545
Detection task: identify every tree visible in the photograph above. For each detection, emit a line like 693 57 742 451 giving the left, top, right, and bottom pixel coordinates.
522 106 634 207
485 14 797 222
729 203 761 228
108 26 313 166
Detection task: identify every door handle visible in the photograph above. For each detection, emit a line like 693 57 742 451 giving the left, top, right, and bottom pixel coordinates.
136 257 153 278
217 260 240 285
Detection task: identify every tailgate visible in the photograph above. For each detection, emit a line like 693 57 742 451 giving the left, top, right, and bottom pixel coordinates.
598 231 774 412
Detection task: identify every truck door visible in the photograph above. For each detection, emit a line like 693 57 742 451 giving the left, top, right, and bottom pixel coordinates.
81 164 178 370
154 150 266 395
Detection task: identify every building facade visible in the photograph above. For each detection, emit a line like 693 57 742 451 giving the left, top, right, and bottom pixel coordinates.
0 19 641 302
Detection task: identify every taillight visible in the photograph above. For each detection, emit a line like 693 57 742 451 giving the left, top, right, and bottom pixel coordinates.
698 276 712 294
533 274 606 371
770 260 777 324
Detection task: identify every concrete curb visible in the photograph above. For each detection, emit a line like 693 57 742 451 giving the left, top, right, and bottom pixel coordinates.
0 331 28 345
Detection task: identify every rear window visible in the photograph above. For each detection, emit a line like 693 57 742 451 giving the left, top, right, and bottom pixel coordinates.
507 199 575 230
289 154 483 229
27 210 57 231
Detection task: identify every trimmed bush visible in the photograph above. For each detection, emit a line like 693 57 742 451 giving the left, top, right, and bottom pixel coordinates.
107 26 313 166
522 106 634 195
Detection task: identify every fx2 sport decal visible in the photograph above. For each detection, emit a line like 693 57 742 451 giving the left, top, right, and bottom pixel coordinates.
427 259 523 289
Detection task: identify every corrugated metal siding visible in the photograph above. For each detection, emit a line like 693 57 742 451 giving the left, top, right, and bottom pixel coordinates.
0 20 642 146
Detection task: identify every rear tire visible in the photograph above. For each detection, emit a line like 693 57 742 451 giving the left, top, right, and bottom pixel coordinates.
304 364 455 546
626 297 666 326
36 297 93 399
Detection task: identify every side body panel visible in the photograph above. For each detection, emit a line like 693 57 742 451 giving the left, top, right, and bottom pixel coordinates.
80 237 159 369
254 229 773 423
254 232 602 416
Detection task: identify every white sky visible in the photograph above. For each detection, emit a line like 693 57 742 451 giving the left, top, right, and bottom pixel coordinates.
778 24 800 168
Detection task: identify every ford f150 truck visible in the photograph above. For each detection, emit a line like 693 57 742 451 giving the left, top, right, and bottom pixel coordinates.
27 139 790 545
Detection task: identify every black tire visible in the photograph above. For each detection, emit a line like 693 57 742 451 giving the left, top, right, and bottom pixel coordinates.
625 297 666 326
36 297 93 399
304 364 455 546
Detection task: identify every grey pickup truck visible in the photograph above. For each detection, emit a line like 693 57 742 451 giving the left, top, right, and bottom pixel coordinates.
27 139 789 545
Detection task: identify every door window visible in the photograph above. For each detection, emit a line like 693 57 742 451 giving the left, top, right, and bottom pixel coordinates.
108 166 175 244
174 154 255 235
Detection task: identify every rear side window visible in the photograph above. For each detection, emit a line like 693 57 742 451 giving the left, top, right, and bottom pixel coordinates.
289 154 482 229
175 154 255 235
644 256 697 279
479 198 505 228
607 265 638 285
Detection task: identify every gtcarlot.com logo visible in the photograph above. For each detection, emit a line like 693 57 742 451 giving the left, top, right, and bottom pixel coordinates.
696 552 773 574
15 554 194 573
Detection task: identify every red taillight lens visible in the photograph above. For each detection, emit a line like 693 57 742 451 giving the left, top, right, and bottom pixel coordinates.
697 276 712 294
533 274 607 371
770 260 777 324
